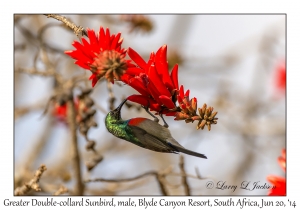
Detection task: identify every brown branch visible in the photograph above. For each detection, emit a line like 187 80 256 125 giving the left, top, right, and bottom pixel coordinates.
14 101 46 120
107 82 115 110
15 68 55 77
154 173 168 195
67 96 84 195
44 14 87 38
53 186 68 196
85 170 169 195
179 155 190 195
85 171 157 183
15 165 47 195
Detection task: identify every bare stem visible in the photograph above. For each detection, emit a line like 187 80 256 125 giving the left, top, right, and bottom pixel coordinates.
44 14 87 37
15 165 47 195
154 173 168 196
179 155 191 195
107 82 115 110
85 170 168 195
67 97 84 195
15 68 55 77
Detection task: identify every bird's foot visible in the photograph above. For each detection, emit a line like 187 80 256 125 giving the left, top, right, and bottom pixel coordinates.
142 105 159 123
159 113 169 128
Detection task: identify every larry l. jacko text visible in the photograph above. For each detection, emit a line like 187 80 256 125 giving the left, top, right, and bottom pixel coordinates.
212 181 275 192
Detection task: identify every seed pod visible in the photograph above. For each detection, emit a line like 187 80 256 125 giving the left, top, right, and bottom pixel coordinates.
84 97 94 107
79 125 88 135
85 140 96 151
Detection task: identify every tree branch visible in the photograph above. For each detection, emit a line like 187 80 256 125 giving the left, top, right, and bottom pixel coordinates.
179 155 190 195
15 164 47 195
67 96 84 195
44 14 87 38
85 170 169 195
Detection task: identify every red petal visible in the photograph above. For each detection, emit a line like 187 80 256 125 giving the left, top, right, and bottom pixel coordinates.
155 45 174 91
128 77 150 96
87 29 98 50
179 85 184 98
105 28 111 49
111 32 121 50
126 67 144 76
170 64 179 90
89 74 99 87
127 47 147 70
278 149 286 172
159 95 175 109
185 89 190 97
120 73 132 84
99 27 105 49
281 149 286 159
127 95 160 112
177 95 183 104
74 60 90 70
148 65 171 97
267 175 286 196
147 80 163 105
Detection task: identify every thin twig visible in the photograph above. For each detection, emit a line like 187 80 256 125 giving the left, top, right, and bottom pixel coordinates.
107 82 115 110
44 14 87 38
15 68 55 77
154 173 168 195
15 165 47 195
85 170 169 195
85 171 157 183
67 96 84 195
179 155 190 195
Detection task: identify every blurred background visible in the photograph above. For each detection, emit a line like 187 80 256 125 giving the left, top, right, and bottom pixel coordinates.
14 14 286 195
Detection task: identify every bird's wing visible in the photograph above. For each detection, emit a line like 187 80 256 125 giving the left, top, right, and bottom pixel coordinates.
128 123 207 159
129 125 178 153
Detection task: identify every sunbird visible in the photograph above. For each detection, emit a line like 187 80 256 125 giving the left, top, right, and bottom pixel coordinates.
105 99 207 159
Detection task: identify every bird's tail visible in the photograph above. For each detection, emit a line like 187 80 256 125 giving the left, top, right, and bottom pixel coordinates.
176 146 207 159
168 143 207 159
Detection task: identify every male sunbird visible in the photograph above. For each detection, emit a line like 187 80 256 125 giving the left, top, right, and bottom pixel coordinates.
105 99 207 159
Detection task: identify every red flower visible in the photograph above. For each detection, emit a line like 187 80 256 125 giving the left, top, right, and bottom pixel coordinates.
65 27 129 87
121 45 181 115
53 100 79 122
267 149 286 196
53 103 67 121
273 60 286 92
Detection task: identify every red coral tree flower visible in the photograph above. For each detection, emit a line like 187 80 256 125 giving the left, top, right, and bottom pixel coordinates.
65 27 130 87
274 61 286 91
53 99 79 123
53 102 68 121
121 45 180 116
267 149 286 196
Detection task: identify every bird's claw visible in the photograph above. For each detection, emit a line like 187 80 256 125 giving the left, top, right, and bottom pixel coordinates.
159 113 169 128
142 105 159 123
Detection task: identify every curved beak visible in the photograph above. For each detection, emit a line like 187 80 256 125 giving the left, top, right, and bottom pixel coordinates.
112 99 127 120
115 98 127 112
